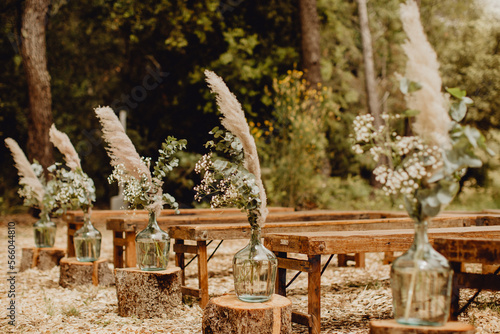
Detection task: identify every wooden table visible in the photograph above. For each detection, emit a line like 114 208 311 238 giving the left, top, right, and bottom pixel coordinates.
263 224 500 334
433 237 500 319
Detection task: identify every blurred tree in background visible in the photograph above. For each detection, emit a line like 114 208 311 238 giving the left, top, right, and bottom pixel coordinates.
1 0 499 211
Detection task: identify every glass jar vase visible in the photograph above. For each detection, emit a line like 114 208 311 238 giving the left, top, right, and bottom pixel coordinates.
391 218 453 326
74 209 102 262
33 212 56 248
135 211 170 271
233 225 278 303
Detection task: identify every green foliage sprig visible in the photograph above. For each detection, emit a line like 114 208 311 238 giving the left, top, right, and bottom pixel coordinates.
47 163 96 214
108 136 187 213
194 127 261 227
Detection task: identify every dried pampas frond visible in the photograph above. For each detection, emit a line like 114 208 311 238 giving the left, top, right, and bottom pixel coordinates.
204 70 268 225
94 106 151 182
4 138 45 203
400 0 451 148
49 124 81 170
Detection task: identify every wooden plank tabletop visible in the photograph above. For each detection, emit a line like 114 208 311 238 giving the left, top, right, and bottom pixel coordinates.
167 214 496 241
106 210 408 232
433 237 500 264
64 207 294 223
264 225 500 255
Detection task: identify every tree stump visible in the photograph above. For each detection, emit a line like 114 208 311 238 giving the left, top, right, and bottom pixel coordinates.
20 247 66 272
369 320 475 334
202 294 292 334
115 267 182 318
59 257 114 288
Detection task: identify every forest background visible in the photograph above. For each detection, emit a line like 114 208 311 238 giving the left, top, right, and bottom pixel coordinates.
1 0 500 213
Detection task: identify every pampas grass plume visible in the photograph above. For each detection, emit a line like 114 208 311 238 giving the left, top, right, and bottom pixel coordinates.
400 0 451 148
204 70 268 225
49 124 81 170
4 138 45 203
94 106 151 182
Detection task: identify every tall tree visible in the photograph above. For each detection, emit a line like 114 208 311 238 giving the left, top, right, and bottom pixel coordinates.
357 0 381 128
20 0 53 169
299 0 322 86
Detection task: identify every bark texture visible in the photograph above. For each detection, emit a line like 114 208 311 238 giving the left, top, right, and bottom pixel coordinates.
299 0 322 87
202 294 292 334
20 247 66 272
115 267 182 318
20 0 54 168
59 258 114 288
357 0 381 128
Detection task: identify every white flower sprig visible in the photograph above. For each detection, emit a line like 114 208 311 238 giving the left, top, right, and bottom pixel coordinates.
194 128 262 228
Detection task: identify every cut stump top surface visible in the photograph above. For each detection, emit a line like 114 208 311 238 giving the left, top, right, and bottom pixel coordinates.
209 293 291 310
370 320 475 334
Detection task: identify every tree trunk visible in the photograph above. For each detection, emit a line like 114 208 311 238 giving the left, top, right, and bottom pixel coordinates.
299 0 322 87
357 0 386 188
20 0 54 169
357 0 381 128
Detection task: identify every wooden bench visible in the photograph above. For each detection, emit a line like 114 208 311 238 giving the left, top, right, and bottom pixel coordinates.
433 237 500 319
63 207 293 257
106 210 406 268
109 213 497 308
263 225 500 334
106 211 406 306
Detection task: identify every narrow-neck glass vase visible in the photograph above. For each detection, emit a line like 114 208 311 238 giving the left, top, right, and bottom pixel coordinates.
135 211 170 271
391 218 453 326
74 210 102 262
233 226 278 303
33 212 56 248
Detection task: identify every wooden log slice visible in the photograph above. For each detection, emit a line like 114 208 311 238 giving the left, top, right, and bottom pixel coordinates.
59 257 114 288
202 293 292 334
115 267 182 318
370 320 475 334
20 247 66 272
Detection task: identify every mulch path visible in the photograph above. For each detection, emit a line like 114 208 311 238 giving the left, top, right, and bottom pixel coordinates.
1 214 499 333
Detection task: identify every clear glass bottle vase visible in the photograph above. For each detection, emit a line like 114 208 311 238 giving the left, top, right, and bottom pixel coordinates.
233 225 278 303
74 209 102 262
135 211 170 271
391 218 453 326
33 212 56 248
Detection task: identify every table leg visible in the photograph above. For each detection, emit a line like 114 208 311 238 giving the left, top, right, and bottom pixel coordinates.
197 241 209 308
308 255 321 334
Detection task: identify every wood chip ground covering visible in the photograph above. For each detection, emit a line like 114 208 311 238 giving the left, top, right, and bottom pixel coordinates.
1 214 499 333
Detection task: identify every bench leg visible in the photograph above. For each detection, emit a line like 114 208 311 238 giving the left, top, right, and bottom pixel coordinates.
197 241 209 308
450 261 462 320
113 231 124 268
125 231 136 268
67 222 82 258
337 254 348 267
354 253 365 268
308 255 321 334
383 251 395 264
175 239 186 285
276 252 287 296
